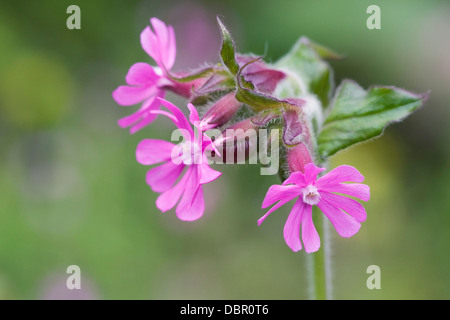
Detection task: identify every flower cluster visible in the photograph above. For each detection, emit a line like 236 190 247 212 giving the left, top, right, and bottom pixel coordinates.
113 17 372 253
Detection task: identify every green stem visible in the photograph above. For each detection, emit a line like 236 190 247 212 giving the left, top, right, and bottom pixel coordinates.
307 196 332 300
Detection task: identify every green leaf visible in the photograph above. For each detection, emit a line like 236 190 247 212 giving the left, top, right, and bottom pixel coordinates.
275 37 335 107
166 65 218 83
317 80 428 158
217 17 240 75
308 39 345 61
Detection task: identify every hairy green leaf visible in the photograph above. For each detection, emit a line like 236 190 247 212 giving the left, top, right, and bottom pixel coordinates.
275 37 335 107
166 66 218 83
217 17 239 75
318 80 428 158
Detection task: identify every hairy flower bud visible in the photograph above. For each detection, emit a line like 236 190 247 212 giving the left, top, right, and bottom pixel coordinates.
236 55 286 93
212 118 259 164
281 101 311 147
200 92 242 130
286 143 313 174
161 77 207 98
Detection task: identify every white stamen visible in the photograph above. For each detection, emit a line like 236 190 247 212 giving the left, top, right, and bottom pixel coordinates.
179 141 201 165
153 66 163 76
302 185 321 206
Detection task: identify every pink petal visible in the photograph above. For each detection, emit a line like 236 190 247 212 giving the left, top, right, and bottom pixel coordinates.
146 161 185 193
202 134 221 157
283 199 306 252
187 103 200 127
282 171 307 188
319 183 370 202
166 25 176 70
140 26 159 66
150 18 168 44
129 113 159 134
316 165 365 187
175 166 202 220
150 18 169 65
112 85 155 106
176 186 205 221
125 62 159 86
303 163 326 185
155 167 191 212
136 139 175 165
151 18 176 70
198 154 221 184
317 196 361 238
157 98 194 137
117 110 145 128
147 109 178 123
320 191 367 223
261 184 301 209
258 185 300 226
258 199 289 226
301 204 320 253
118 93 164 133
141 18 176 70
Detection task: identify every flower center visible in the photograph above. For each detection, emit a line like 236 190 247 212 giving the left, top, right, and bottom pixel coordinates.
179 141 201 165
302 185 320 206
199 115 216 131
153 66 163 76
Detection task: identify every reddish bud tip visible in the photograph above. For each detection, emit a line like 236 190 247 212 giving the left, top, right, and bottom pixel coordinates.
201 92 242 129
286 143 313 174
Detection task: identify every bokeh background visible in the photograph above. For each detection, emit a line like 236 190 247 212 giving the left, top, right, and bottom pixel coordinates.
0 0 449 300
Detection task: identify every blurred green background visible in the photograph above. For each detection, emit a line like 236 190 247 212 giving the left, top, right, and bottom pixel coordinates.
0 0 449 299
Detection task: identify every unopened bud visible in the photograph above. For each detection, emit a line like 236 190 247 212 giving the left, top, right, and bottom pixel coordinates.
286 143 313 174
200 92 242 130
282 103 310 147
162 77 207 98
236 55 286 93
213 118 258 164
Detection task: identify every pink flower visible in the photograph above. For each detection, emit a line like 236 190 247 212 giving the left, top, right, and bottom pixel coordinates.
136 98 221 221
259 163 370 253
113 18 202 133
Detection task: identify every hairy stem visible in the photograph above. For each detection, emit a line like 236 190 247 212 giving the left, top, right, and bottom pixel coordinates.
306 210 327 299
307 170 332 300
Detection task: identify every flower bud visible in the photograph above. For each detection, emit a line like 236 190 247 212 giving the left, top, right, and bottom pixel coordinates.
251 111 279 126
200 92 242 130
161 77 207 98
282 103 310 147
213 118 258 164
236 55 286 93
286 143 313 174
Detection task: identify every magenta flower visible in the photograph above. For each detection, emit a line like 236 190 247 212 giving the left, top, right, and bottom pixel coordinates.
136 98 221 221
113 18 202 133
259 163 370 253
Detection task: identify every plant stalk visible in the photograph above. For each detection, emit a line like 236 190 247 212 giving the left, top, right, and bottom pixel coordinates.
307 206 332 300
